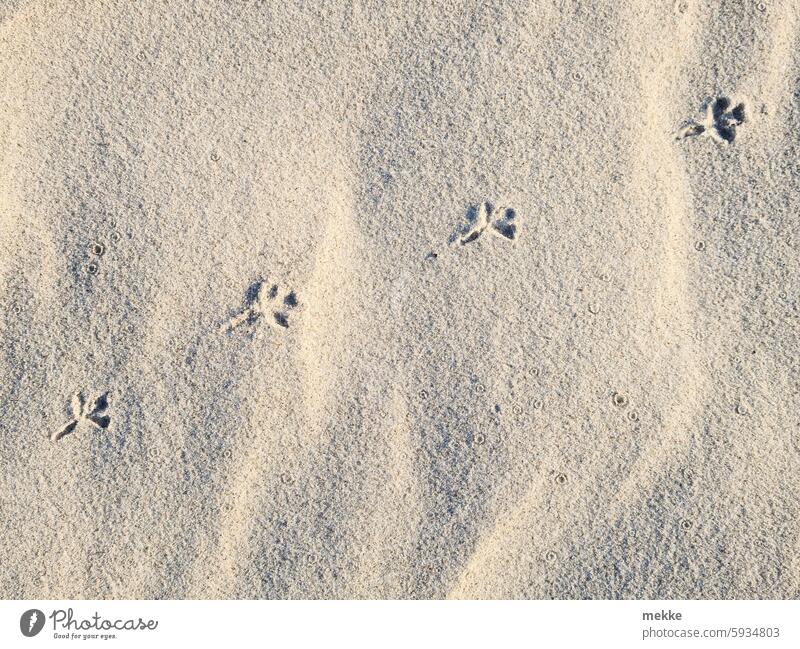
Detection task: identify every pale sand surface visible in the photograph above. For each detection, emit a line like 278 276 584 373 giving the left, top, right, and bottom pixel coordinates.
1 0 799 599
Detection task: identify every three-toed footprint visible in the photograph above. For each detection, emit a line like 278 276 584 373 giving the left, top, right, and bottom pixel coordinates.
676 97 746 144
451 201 520 246
52 392 111 441
223 280 299 333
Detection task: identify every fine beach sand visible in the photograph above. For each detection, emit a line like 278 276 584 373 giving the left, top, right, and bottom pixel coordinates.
1 0 799 599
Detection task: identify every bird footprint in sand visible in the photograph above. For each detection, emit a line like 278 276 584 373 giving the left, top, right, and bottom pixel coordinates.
52 392 111 441
224 280 299 332
676 97 746 143
452 201 519 245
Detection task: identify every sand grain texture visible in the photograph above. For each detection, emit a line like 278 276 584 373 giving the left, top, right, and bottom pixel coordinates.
1 0 799 599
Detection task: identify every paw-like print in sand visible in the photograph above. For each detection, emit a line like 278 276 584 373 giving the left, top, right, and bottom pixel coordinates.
224 280 299 332
52 392 111 441
676 97 746 143
453 201 519 245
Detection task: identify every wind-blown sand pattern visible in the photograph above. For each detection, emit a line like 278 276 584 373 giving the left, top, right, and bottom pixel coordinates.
1 0 799 599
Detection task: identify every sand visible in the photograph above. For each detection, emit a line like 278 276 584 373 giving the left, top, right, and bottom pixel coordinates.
1 0 798 599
